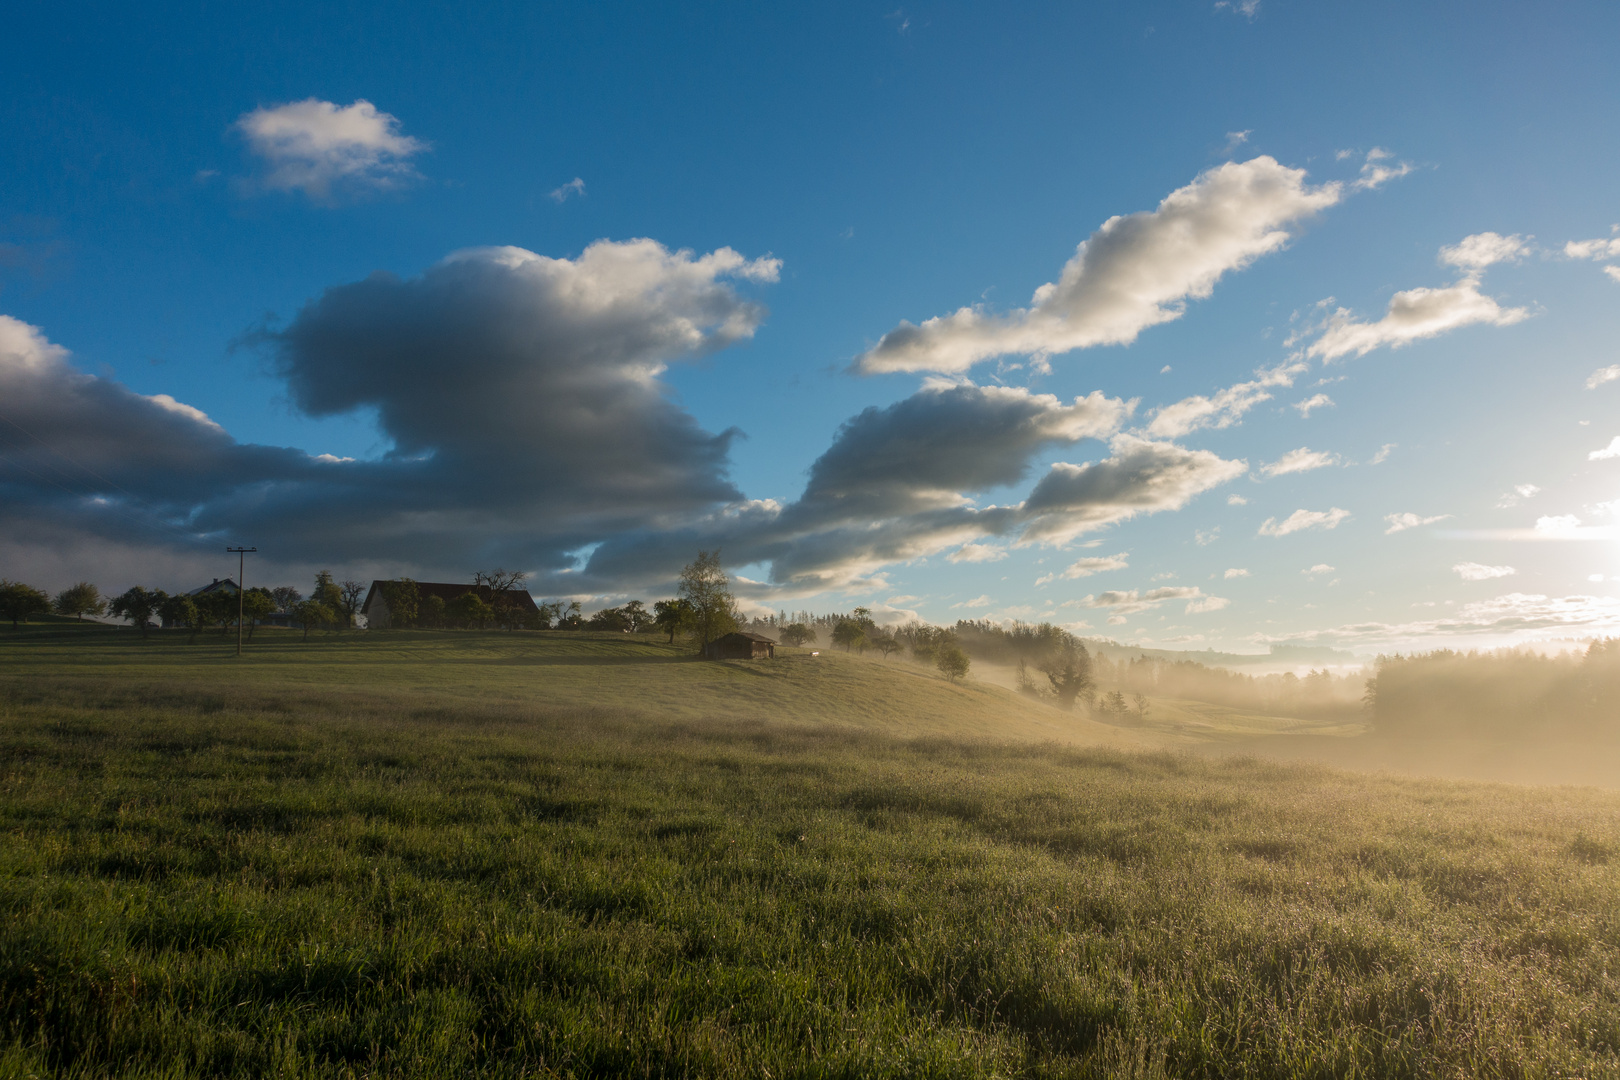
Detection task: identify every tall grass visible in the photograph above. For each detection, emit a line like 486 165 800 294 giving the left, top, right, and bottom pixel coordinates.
1 631 1618 1077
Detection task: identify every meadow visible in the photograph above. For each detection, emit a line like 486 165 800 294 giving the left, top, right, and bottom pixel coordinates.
2 624 1618 1078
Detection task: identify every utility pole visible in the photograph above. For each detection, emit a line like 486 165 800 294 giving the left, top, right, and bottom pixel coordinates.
227 547 256 657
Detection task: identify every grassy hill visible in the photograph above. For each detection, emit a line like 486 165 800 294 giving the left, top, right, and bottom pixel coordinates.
2 626 1618 1077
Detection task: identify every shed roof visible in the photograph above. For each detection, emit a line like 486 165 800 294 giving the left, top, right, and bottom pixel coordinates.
718 631 778 643
362 580 541 615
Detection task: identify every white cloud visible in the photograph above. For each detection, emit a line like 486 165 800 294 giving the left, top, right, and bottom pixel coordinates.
1292 393 1333 417
1019 435 1247 545
855 157 1343 374
1439 232 1529 270
1454 562 1516 581
1536 515 1584 538
1370 443 1396 465
1074 585 1227 617
1049 552 1130 580
951 594 994 610
1224 567 1250 579
1589 437 1620 461
1146 359 1304 438
1213 0 1260 18
1223 129 1253 153
1257 507 1350 536
1196 526 1220 546
236 98 427 200
1308 276 1530 361
947 543 1007 563
1606 266 1620 284
1302 563 1335 575
549 177 586 203
1261 447 1339 477
1260 592 1620 647
1226 494 1248 506
1586 365 1620 390
1496 483 1541 508
1350 148 1413 191
1384 512 1451 534
1565 236 1620 261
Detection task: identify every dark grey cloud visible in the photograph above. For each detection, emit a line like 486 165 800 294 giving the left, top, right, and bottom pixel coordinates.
3 240 1242 601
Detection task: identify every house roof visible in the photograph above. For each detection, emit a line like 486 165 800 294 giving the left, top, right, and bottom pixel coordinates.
187 578 239 597
362 580 541 615
717 631 777 643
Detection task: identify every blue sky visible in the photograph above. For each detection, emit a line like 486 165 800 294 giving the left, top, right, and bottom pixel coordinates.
4 0 1619 653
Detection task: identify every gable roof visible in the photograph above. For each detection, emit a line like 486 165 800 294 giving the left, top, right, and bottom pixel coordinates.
718 631 778 643
362 580 541 615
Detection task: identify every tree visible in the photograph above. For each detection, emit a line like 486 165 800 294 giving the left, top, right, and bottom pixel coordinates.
1044 644 1095 711
420 594 446 628
653 599 693 643
936 642 970 682
1100 690 1128 714
338 581 366 628
588 605 633 632
831 619 867 653
377 579 419 628
621 600 652 632
0 581 51 627
108 587 166 632
197 590 237 636
475 568 528 593
871 631 902 659
159 593 203 640
271 586 303 613
313 571 344 625
557 601 585 630
241 587 276 640
292 600 334 641
447 592 494 628
53 582 105 622
1132 692 1150 720
779 623 816 647
678 551 738 651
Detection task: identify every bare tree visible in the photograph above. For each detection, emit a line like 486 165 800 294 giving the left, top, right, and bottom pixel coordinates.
339 580 366 627
475 568 528 592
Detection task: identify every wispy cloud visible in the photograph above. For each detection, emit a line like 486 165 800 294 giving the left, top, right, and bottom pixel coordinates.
1261 447 1339 477
1292 393 1333 417
1384 512 1451 534
1224 567 1250 579
549 177 586 203
1454 562 1516 581
1258 507 1350 536
1037 552 1129 584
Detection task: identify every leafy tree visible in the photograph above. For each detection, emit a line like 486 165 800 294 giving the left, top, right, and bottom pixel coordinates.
1044 644 1095 711
313 571 345 625
338 581 366 628
533 601 562 630
779 623 816 647
1100 690 1128 714
292 600 334 641
1132 692 1150 720
271 586 303 613
108 586 166 632
588 606 633 632
678 550 738 652
653 599 693 643
420 594 447 628
831 619 867 653
198 590 238 636
53 582 106 622
448 592 494 628
557 601 585 630
0 581 51 627
241 587 276 640
871 631 901 659
159 593 203 640
621 599 652 632
377 579 419 628
935 642 970 682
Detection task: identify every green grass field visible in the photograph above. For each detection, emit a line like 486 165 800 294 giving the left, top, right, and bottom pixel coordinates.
3 626 1619 1077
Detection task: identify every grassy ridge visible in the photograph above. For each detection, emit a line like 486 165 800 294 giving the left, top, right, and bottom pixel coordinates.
2 629 1618 1077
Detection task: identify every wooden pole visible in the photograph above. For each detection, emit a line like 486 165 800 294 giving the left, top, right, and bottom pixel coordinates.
227 547 256 656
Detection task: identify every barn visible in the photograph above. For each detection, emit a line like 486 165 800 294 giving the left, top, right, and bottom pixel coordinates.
361 580 540 629
704 631 777 660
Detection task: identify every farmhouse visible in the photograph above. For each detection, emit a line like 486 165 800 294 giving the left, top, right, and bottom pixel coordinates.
362 580 541 629
704 631 777 660
187 578 238 597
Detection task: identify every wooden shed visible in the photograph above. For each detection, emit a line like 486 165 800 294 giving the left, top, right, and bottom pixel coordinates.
704 631 776 660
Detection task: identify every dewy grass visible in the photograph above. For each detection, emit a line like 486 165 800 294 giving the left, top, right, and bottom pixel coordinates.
1 628 1618 1077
